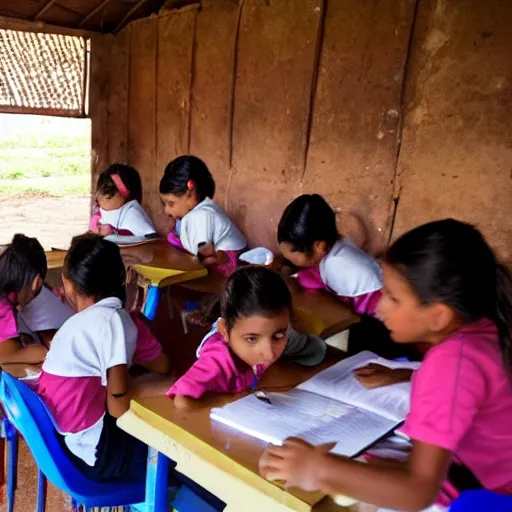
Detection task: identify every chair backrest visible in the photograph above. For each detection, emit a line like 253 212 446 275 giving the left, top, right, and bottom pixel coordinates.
0 372 98 493
450 490 512 511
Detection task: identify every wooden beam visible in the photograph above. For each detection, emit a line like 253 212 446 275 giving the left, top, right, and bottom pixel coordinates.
0 15 97 37
79 0 114 28
113 0 147 34
0 105 85 118
34 0 57 21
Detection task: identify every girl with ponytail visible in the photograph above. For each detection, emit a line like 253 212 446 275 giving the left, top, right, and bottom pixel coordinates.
260 219 512 510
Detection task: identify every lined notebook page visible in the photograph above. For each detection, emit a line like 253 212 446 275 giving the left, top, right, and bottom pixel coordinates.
298 351 417 422
211 388 399 457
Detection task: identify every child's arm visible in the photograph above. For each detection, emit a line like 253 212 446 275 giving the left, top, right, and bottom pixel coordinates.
106 364 131 418
0 338 47 365
260 438 451 511
139 353 170 375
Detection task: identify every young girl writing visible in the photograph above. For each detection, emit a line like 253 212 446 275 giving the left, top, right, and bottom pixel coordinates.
159 155 246 277
90 163 156 237
260 219 512 510
0 235 59 364
167 266 291 408
36 234 147 481
277 194 404 357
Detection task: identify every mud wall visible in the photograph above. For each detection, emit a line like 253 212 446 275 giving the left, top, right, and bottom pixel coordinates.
90 0 512 260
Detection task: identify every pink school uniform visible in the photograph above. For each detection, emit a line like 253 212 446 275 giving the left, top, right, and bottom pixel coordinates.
167 322 265 399
402 318 512 494
36 297 138 466
0 299 18 342
167 197 247 277
294 239 382 315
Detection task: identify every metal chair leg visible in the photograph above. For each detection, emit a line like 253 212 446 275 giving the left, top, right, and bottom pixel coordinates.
36 467 47 512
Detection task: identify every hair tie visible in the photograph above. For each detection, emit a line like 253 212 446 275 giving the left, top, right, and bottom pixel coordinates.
187 180 195 191
111 174 130 200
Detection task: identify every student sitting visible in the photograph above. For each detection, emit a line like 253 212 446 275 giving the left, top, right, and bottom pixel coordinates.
0 234 65 365
159 155 247 277
260 219 512 510
90 163 156 237
36 234 148 481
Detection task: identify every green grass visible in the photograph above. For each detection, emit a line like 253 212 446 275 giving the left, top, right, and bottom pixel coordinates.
0 114 91 195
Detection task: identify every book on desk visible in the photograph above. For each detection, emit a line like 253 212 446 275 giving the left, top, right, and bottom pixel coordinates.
211 351 419 458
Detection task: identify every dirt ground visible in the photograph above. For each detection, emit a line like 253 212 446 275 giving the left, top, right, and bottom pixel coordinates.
0 195 90 250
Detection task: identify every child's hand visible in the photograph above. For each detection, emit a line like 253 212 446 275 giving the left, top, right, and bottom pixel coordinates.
259 438 335 491
98 224 115 236
354 364 412 389
53 286 66 303
197 242 218 266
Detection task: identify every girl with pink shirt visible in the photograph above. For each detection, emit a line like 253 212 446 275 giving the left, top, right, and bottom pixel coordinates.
0 235 52 365
159 155 247 277
168 266 291 409
89 163 156 237
260 219 512 510
37 235 148 481
277 194 410 358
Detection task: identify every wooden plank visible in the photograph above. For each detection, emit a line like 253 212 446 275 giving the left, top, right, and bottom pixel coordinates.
107 27 129 163
302 0 416 243
89 33 112 205
189 0 240 206
393 0 512 261
154 9 196 221
0 105 84 117
128 18 163 231
0 14 95 37
229 0 321 248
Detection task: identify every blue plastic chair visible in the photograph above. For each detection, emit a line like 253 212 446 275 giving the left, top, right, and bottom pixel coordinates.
0 372 146 511
450 490 512 511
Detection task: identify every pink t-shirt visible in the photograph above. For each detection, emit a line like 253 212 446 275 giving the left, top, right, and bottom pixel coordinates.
167 332 266 399
131 314 163 363
402 318 512 493
0 299 17 342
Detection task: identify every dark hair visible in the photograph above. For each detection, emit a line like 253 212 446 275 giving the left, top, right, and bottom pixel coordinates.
386 218 512 371
192 266 292 331
277 194 339 254
0 234 47 303
159 155 215 202
64 234 126 304
96 163 142 203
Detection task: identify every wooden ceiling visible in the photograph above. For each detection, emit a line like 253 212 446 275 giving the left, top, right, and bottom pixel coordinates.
0 0 182 34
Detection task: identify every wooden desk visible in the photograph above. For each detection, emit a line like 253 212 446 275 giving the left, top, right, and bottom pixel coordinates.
179 275 359 339
45 241 208 320
118 354 356 512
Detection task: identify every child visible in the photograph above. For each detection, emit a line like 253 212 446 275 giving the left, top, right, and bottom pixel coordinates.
0 235 53 364
278 194 382 314
260 219 512 510
90 163 156 237
167 266 291 408
277 194 405 357
159 155 247 277
36 234 146 481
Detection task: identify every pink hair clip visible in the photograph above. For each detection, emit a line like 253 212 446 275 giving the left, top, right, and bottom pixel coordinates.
111 174 130 200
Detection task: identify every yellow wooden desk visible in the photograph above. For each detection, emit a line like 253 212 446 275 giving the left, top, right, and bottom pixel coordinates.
179 274 359 339
118 354 357 512
46 241 208 320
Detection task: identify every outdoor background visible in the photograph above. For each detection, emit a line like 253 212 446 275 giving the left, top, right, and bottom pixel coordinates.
0 113 90 250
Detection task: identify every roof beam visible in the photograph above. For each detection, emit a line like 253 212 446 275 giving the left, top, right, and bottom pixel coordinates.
79 0 114 28
113 0 147 34
34 0 58 21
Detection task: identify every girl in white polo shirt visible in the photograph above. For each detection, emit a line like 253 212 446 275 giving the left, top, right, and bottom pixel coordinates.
159 155 247 277
36 234 146 482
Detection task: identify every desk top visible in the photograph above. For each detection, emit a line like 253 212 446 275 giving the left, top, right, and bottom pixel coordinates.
119 352 353 512
46 241 207 287
179 274 359 338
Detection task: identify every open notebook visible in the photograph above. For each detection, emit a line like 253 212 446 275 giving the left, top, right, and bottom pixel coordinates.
211 351 420 457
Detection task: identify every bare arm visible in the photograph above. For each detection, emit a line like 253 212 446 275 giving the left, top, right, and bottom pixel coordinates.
106 364 131 418
138 353 170 375
0 338 47 365
260 438 451 511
